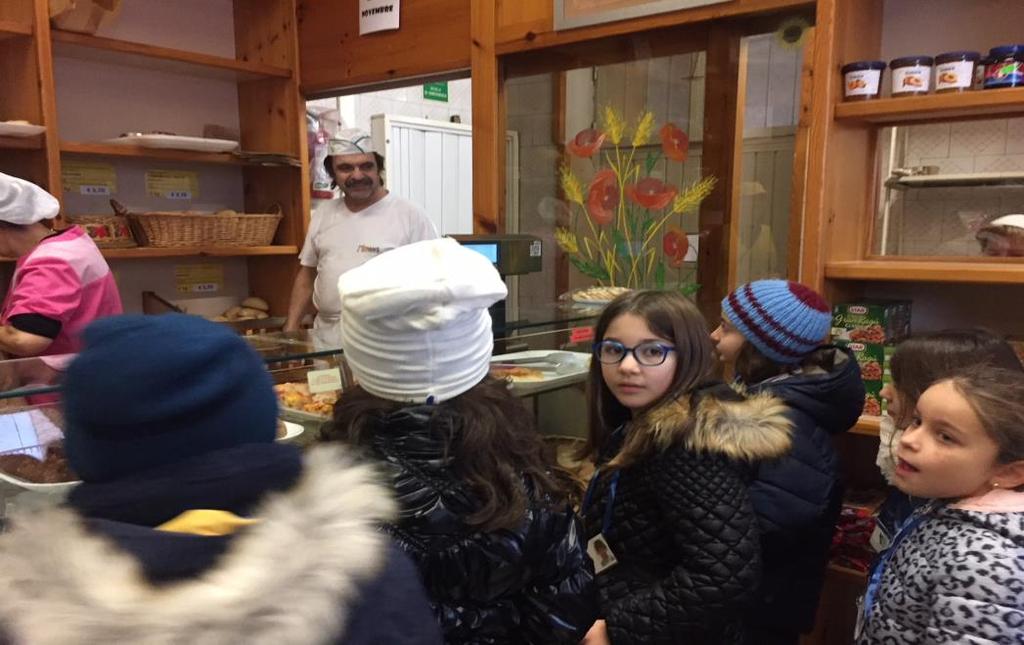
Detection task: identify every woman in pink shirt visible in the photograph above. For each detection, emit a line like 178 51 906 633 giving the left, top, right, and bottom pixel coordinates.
0 173 122 358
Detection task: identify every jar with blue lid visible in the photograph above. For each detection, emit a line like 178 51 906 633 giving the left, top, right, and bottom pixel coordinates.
935 51 980 93
891 56 933 96
841 60 886 101
985 45 1024 89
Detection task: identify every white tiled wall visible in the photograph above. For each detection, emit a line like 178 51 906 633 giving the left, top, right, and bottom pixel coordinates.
881 118 1024 256
307 79 473 134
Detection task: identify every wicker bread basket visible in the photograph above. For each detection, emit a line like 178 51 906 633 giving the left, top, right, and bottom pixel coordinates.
66 214 137 248
122 204 282 248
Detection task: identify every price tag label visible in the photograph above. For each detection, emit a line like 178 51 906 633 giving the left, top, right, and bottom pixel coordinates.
62 162 116 195
570 326 595 344
146 170 199 200
174 264 223 295
307 367 343 394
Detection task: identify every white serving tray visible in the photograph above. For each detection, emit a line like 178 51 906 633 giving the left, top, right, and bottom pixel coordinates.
0 122 46 137
491 350 591 396
102 134 239 153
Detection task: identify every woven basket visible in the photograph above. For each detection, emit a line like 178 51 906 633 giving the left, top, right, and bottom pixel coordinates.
66 215 137 248
128 208 282 248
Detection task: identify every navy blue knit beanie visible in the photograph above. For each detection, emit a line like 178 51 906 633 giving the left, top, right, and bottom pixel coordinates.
63 314 277 482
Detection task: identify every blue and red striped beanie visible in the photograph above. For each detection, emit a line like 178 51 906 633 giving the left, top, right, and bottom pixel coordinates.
721 280 831 364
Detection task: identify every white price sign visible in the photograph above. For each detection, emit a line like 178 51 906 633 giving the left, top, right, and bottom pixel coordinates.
80 185 110 196
359 0 400 35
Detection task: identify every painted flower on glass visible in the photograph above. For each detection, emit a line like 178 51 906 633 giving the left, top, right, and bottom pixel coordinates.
555 107 716 293
567 128 606 158
659 122 689 162
587 169 619 226
663 225 689 268
626 177 678 211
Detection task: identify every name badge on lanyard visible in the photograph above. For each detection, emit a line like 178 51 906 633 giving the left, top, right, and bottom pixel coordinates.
582 468 621 574
855 501 937 640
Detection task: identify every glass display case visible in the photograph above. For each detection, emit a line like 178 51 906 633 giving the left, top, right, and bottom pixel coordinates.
0 303 600 515
873 118 1024 258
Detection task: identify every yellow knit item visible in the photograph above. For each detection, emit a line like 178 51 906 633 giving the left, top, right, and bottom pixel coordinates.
156 510 260 536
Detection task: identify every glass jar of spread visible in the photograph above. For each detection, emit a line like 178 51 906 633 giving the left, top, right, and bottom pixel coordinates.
890 56 933 96
984 45 1024 89
841 61 886 101
935 51 980 93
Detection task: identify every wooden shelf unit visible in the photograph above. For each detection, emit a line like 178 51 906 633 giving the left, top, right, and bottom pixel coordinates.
824 260 1024 284
60 141 301 167
851 416 881 437
835 87 1024 124
0 18 31 39
101 245 299 260
0 135 44 150
50 29 292 81
2 0 310 317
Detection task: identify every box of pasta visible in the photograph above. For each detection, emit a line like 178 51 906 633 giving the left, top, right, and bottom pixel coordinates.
831 300 911 345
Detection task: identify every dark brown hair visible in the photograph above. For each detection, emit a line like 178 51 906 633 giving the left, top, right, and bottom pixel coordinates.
943 367 1024 466
582 290 716 468
323 377 568 532
889 329 1023 429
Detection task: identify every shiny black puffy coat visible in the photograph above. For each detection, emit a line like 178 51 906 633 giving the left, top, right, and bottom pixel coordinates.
581 384 793 645
362 406 599 644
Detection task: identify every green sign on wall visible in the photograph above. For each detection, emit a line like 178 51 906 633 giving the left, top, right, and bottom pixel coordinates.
423 81 449 102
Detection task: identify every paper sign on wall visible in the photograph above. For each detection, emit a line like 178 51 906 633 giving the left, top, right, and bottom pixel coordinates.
146 170 199 200
359 0 400 35
174 264 223 294
62 162 116 196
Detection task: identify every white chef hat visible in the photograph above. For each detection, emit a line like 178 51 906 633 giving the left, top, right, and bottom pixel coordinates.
0 172 59 225
338 237 507 404
328 128 376 156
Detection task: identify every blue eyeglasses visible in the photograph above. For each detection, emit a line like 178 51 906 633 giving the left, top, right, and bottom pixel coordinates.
593 340 676 366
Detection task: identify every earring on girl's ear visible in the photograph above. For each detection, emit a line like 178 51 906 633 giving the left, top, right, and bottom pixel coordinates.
991 482 1001 489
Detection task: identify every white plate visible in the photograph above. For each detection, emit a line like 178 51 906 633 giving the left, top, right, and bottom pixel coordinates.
491 350 591 396
0 122 46 137
278 419 305 443
101 134 239 153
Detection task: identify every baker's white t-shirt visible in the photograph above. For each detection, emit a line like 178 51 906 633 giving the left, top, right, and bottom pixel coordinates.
299 193 437 324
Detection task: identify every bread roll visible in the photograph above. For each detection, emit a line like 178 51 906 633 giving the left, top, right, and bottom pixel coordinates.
241 296 269 312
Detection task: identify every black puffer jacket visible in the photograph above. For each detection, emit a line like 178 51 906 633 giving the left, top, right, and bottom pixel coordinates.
743 346 864 636
363 405 599 644
581 384 792 645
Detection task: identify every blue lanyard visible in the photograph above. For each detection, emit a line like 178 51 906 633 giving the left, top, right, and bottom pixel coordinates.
862 501 937 623
582 468 621 536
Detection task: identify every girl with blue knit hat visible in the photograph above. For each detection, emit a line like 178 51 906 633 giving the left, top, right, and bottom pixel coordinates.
711 279 866 645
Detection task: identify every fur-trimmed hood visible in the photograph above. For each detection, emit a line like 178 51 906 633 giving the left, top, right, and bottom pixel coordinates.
0 446 398 645
619 386 792 466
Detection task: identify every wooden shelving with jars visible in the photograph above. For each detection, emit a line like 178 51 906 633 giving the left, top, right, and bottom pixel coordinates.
0 0 310 317
794 2 1024 644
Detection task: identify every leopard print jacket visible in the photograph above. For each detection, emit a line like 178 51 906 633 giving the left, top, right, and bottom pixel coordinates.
858 491 1024 644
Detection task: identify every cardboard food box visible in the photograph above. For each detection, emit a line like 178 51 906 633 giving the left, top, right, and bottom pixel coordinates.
831 300 911 345
49 0 122 34
862 381 885 417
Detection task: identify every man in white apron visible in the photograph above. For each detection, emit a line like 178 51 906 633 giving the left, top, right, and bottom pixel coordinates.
284 129 437 347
